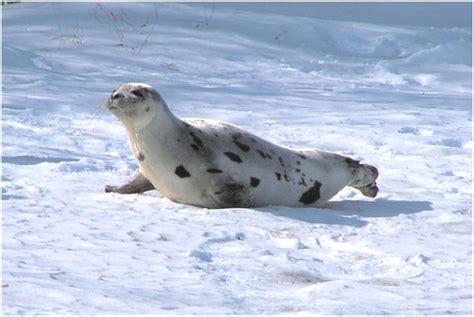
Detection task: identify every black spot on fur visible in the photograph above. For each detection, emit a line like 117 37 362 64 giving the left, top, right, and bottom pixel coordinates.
299 177 307 187
284 173 290 182
189 132 203 148
295 168 301 173
297 153 307 160
190 144 199 151
183 122 191 128
278 157 285 167
137 152 145 161
232 132 242 140
207 168 223 174
266 153 272 159
250 138 258 144
275 172 282 181
297 160 301 166
177 138 181 143
224 151 242 163
175 165 191 178
214 134 219 138
299 180 322 205
234 140 250 152
345 157 360 168
257 150 266 159
250 177 260 188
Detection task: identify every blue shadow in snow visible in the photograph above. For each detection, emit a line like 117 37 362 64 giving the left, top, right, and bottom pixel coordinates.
2 155 79 165
259 199 432 228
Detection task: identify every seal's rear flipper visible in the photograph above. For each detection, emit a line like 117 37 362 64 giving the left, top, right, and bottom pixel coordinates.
105 172 155 194
357 183 379 198
347 161 379 198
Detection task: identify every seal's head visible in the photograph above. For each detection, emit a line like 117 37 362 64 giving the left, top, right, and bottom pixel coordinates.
106 83 166 130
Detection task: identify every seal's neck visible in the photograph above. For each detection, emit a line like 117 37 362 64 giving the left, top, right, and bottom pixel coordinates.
124 102 181 156
123 98 176 131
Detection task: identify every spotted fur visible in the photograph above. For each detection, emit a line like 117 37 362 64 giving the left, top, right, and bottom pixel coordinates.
250 177 260 187
224 151 243 163
234 140 250 152
189 132 203 148
299 181 322 205
175 165 191 178
207 168 223 174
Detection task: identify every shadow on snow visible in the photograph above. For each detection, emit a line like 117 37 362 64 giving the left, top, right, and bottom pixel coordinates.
259 199 433 228
2 155 79 165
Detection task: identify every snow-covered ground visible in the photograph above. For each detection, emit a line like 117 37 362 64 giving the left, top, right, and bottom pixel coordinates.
2 2 472 314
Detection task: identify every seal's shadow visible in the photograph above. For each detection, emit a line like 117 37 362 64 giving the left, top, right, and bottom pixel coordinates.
259 199 433 228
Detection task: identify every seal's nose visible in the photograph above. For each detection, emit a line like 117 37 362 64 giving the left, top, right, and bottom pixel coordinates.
105 97 118 110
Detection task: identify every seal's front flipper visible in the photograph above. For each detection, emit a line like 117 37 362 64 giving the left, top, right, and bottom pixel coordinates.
105 172 155 194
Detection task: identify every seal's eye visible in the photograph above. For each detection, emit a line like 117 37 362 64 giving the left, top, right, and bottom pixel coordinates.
130 89 145 98
112 92 124 100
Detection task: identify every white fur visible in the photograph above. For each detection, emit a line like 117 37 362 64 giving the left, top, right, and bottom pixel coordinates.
107 83 378 208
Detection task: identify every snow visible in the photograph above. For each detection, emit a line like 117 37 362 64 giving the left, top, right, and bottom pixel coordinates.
2 2 472 314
